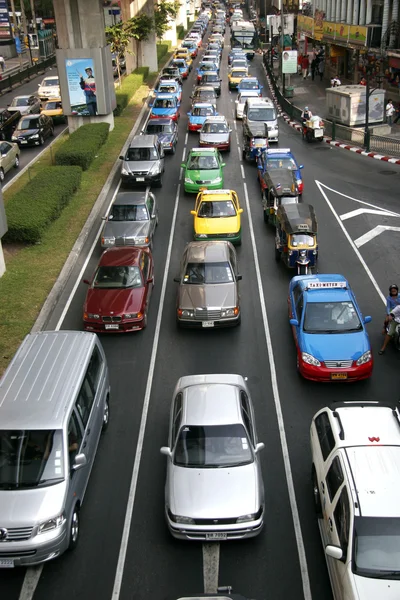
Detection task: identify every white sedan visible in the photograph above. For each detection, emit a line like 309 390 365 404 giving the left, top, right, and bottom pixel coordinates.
235 90 260 119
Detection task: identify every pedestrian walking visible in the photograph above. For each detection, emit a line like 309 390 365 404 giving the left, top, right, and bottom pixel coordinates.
331 75 341 87
386 99 395 126
311 58 317 81
301 54 309 79
359 76 367 86
318 59 324 81
0 55 5 73
393 102 400 124
297 52 302 75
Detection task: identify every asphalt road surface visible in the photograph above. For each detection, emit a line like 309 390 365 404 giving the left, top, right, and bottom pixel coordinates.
0 67 65 188
1 24 400 600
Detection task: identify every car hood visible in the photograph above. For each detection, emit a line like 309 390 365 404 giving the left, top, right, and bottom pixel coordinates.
353 573 400 599
178 283 237 309
187 169 221 182
158 132 174 145
102 220 150 240
301 330 370 362
200 132 229 144
245 122 267 137
195 216 240 235
124 160 154 173
189 115 207 124
151 107 177 116
15 128 40 137
168 463 260 518
85 287 145 315
0 481 66 528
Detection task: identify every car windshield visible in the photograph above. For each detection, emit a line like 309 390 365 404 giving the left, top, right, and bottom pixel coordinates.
280 196 299 205
93 265 142 289
0 430 64 489
267 157 297 169
146 123 173 134
232 61 247 68
192 106 214 116
154 98 175 108
11 97 29 107
159 85 177 93
195 90 215 100
163 68 178 76
303 301 362 333
19 118 39 130
248 107 276 121
45 101 61 110
201 63 216 71
110 203 148 221
173 61 185 67
43 79 58 87
183 261 234 284
188 155 219 169
174 424 253 468
240 81 259 89
232 70 247 78
290 233 315 247
198 200 236 218
126 147 158 161
202 122 228 133
204 74 219 82
353 516 400 578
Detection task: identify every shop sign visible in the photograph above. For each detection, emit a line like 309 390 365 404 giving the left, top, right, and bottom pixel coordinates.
297 15 313 37
348 25 367 46
334 23 349 43
314 10 324 41
323 21 335 41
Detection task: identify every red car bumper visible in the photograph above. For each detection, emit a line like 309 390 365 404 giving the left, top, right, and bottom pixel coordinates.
188 122 202 131
298 354 373 382
83 318 145 333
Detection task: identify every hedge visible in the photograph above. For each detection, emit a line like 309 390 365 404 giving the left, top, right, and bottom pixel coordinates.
54 123 110 171
4 166 82 244
177 25 185 40
114 67 149 116
157 42 170 65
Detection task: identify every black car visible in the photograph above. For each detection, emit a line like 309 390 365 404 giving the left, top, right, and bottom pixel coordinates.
143 117 178 154
0 108 21 141
161 66 182 85
199 72 222 96
12 114 54 147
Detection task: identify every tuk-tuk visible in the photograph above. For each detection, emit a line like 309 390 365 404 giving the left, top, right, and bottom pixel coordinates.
260 168 300 225
275 203 318 274
242 121 268 161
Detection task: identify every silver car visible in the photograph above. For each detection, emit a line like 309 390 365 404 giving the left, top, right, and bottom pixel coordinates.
174 241 241 328
8 94 41 115
119 135 165 188
160 374 265 541
101 189 158 249
0 140 19 182
235 90 260 120
199 116 231 152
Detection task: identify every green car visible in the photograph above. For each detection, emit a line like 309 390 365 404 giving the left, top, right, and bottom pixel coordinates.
181 147 225 194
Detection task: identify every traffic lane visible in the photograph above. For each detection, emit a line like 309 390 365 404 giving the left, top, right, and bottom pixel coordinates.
0 67 59 107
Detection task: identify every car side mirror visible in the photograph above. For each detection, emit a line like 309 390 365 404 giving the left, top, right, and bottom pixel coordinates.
190 210 197 215
147 277 154 284
364 316 372 324
299 164 304 169
221 162 226 167
257 164 263 170
289 318 299 326
238 208 244 214
119 155 124 160
255 442 265 453
160 446 172 457
173 277 180 283
82 279 90 285
181 162 186 168
236 274 242 281
72 453 87 471
325 545 343 561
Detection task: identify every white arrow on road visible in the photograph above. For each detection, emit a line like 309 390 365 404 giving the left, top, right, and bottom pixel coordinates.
340 208 400 221
354 225 400 248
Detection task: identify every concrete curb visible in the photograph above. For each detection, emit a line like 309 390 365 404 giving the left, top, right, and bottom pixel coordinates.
262 63 400 166
31 96 151 333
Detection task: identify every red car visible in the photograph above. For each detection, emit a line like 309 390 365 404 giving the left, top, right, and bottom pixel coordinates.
83 247 154 333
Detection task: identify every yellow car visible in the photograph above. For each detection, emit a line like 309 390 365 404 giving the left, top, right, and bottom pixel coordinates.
174 48 193 69
40 97 66 123
228 67 248 90
190 189 243 245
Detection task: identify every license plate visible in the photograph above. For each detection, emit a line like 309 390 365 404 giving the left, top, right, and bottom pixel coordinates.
136 177 145 182
105 324 119 330
0 559 14 568
331 373 348 380
202 321 215 328
20 140 27 144
206 532 227 540
314 129 323 137
254 140 265 147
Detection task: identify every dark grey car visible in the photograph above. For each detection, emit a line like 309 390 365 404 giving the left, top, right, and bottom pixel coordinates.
174 240 241 328
8 94 41 115
190 86 217 109
101 189 158 249
199 72 222 96
120 135 165 188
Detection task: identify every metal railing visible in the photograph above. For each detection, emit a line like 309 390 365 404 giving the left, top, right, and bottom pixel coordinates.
0 56 56 95
263 53 400 158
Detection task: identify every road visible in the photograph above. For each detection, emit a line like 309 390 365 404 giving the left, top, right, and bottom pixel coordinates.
0 67 65 188
1 24 400 600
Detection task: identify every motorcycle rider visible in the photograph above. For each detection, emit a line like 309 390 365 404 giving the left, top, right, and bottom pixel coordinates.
300 106 312 136
379 301 400 354
382 284 400 334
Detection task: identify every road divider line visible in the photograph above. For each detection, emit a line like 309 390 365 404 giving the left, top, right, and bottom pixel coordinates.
238 146 242 161
19 565 43 600
243 181 312 600
185 132 188 145
111 183 182 600
203 543 220 593
181 147 186 161
316 180 386 305
236 134 239 145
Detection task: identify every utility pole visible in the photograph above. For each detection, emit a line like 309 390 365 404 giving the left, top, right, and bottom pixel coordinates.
19 0 32 65
29 0 39 60
9 0 23 68
279 0 285 96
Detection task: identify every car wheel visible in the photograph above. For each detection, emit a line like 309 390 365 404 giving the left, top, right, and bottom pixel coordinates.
242 149 246 160
50 127 54 137
0 132 5 141
142 309 148 329
39 135 44 146
102 396 110 432
274 247 281 262
14 155 19 168
226 144 231 153
171 143 176 155
312 468 322 517
68 506 80 551
0 168 4 182
263 210 269 224
156 178 163 188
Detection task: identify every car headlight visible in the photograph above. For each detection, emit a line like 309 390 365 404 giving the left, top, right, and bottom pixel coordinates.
173 515 195 524
185 176 194 183
135 236 148 245
11 135 18 141
149 162 160 175
356 350 372 366
221 307 239 318
30 133 39 139
299 250 306 257
124 313 138 319
101 237 115 246
84 313 100 320
178 309 194 318
38 513 65 534
236 513 257 523
121 167 129 175
301 352 321 367
212 176 222 183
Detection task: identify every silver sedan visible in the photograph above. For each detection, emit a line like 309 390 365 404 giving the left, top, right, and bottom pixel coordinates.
160 374 265 541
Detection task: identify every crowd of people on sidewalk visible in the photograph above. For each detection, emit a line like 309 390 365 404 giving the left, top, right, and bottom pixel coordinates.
297 48 325 81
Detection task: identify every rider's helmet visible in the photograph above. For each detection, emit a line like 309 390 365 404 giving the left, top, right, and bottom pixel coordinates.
389 284 399 294
304 106 309 111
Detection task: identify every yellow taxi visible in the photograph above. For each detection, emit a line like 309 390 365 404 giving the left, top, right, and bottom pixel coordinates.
228 67 248 90
40 97 66 123
190 189 243 246
174 47 193 69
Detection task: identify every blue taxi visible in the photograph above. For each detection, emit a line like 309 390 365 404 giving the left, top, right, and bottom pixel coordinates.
288 274 373 382
153 79 182 103
171 58 190 79
149 93 180 121
187 103 218 132
257 148 304 195
237 77 263 96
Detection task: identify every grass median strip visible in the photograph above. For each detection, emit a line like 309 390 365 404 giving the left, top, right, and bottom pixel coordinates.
0 81 152 375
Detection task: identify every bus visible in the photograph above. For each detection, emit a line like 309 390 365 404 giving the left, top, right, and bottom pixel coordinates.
230 21 256 60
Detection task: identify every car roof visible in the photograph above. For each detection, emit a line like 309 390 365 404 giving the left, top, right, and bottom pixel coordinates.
192 102 214 108
245 98 272 106
202 71 219 76
190 147 219 155
154 93 176 99
292 274 352 302
158 80 179 86
183 383 242 426
41 76 59 82
194 86 216 92
240 77 260 83
199 189 233 200
13 95 32 99
203 115 227 122
129 135 158 147
100 247 143 267
186 240 231 263
113 190 149 205
147 117 174 124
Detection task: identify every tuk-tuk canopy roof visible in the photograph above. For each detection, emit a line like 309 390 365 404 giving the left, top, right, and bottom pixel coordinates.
276 203 317 234
263 168 298 196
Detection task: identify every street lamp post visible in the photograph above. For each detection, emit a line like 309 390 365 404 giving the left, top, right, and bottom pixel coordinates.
278 24 285 96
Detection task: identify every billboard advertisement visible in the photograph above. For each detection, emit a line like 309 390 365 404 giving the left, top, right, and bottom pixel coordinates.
0 0 12 40
65 58 97 116
282 50 298 74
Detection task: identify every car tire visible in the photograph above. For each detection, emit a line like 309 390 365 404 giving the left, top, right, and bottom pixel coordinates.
171 143 176 155
14 155 19 169
0 132 5 141
242 149 246 160
0 168 4 182
156 178 163 188
102 396 110 433
226 144 231 153
39 135 44 146
50 127 54 137
263 210 269 224
68 506 80 551
312 468 322 517
142 309 148 329
274 247 281 262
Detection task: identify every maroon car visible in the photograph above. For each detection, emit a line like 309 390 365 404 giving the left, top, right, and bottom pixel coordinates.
83 247 154 333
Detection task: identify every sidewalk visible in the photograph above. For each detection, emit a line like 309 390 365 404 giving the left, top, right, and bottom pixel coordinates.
1 55 30 76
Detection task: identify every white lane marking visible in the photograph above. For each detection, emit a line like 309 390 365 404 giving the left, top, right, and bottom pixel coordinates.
181 147 186 161
54 181 121 331
240 164 245 179
354 225 400 248
319 182 400 217
111 184 181 599
243 181 312 600
316 181 386 305
341 208 399 221
233 120 237 130
203 543 220 594
238 146 242 161
19 565 43 600
236 134 239 145
185 132 189 145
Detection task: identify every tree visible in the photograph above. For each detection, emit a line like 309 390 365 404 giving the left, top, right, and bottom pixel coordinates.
154 1 180 40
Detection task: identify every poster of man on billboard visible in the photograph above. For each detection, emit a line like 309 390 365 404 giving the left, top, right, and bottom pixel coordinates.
65 58 97 116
